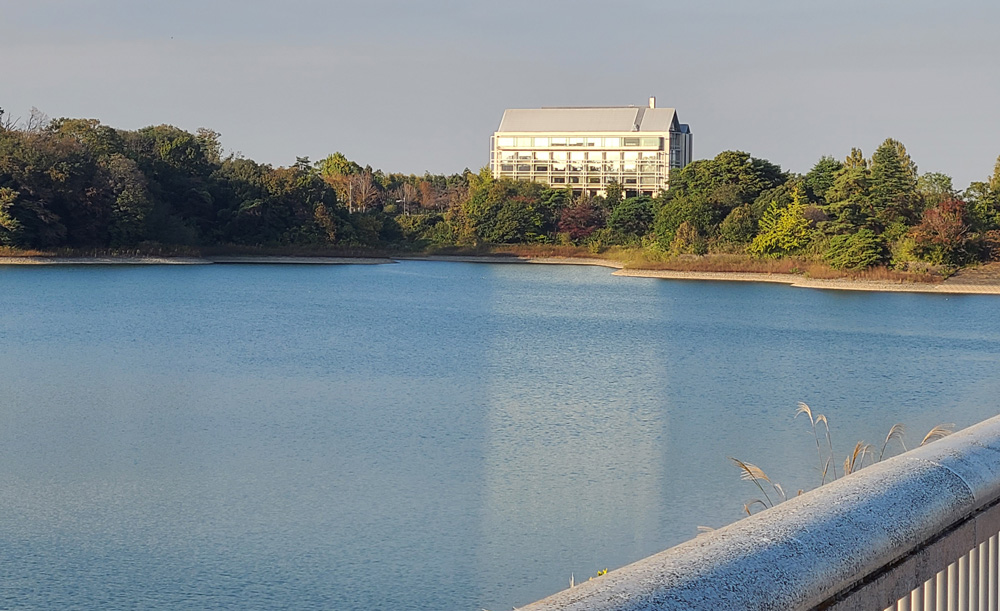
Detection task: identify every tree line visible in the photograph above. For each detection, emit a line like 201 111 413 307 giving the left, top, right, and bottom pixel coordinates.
2 108 999 270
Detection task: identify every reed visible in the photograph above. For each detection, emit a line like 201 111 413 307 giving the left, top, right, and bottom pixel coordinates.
734 404 954 515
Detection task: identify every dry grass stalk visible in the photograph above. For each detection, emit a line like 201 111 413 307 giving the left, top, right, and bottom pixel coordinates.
730 458 779 509
878 423 907 461
921 424 955 446
843 441 871 475
733 407 961 519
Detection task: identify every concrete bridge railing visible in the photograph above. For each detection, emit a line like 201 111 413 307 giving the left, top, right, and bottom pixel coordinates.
520 414 1000 611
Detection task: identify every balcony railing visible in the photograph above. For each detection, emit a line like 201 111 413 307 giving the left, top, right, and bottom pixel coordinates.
519 414 1000 610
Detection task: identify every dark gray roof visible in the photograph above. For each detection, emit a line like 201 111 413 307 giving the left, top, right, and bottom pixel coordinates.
497 107 680 133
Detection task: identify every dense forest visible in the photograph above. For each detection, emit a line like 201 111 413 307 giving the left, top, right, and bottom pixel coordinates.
2 107 999 272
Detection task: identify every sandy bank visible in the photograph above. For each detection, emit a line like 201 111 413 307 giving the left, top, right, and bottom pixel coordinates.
0 255 394 266
397 255 622 268
205 256 391 265
3 252 999 295
0 256 213 265
614 268 1000 295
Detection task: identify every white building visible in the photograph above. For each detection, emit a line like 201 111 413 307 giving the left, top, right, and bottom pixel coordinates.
490 97 692 198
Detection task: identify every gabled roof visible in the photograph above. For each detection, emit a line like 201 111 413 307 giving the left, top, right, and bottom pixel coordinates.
497 107 680 133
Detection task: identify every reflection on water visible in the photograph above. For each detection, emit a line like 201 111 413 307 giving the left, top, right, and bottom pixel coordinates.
0 262 998 610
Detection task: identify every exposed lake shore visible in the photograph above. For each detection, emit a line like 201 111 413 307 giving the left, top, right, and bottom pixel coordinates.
3 253 999 295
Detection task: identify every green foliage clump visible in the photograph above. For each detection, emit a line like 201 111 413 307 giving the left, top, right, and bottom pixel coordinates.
670 221 706 255
606 196 652 243
824 228 884 270
718 204 756 244
749 198 811 257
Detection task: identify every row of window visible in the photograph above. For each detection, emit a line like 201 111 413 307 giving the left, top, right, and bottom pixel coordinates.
496 173 661 186
498 150 663 161
499 163 663 173
495 136 663 149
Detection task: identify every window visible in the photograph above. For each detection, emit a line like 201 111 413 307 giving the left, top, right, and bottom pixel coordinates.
587 138 600 147
640 176 658 184
588 177 601 184
534 137 549 147
604 137 620 147
551 137 567 146
501 164 514 172
568 137 585 146
517 164 531 172
497 137 514 147
623 137 640 147
515 137 532 147
534 165 548 172
569 176 580 183
641 137 661 148
624 177 637 184
552 177 566 183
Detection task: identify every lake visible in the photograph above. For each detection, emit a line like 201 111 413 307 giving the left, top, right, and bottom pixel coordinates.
1 261 998 609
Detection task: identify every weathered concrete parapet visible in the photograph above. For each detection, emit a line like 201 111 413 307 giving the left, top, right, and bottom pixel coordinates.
519 414 1000 611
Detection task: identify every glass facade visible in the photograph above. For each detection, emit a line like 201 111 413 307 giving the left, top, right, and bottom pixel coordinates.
491 131 687 196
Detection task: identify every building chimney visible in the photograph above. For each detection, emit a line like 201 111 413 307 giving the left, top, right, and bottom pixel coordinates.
648 96 656 109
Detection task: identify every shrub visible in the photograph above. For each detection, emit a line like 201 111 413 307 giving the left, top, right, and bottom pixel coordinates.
824 228 885 270
718 204 756 244
749 200 811 257
670 221 707 255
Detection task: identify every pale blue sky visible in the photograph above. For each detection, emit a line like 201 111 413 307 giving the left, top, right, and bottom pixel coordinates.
3 0 999 188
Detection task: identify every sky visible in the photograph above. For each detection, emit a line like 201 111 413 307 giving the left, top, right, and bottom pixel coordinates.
3 0 999 189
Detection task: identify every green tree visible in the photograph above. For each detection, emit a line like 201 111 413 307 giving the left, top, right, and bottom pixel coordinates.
822 165 872 234
824 228 884 270
844 147 868 170
749 193 812 257
916 172 955 211
606 196 653 242
718 204 756 244
652 192 714 247
0 187 25 245
670 151 786 222
99 153 153 246
670 221 706 255
804 156 843 204
869 138 918 225
315 152 362 178
605 180 623 210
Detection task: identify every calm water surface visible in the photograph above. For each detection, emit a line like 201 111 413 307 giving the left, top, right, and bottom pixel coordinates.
1 261 998 609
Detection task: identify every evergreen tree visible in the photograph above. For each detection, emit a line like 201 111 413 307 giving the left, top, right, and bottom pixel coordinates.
804 156 843 204
844 148 868 170
822 166 872 234
869 138 918 226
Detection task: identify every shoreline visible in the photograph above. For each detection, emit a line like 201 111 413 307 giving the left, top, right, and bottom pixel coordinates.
2 253 999 295
613 268 1000 295
0 255 393 266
